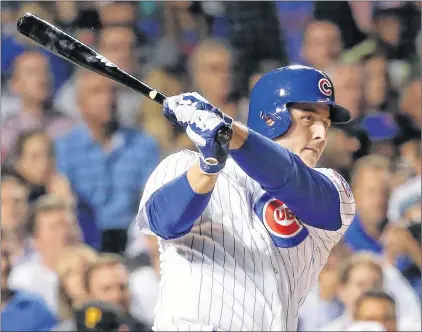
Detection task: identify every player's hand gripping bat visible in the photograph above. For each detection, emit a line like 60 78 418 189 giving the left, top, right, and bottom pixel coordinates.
16 13 232 148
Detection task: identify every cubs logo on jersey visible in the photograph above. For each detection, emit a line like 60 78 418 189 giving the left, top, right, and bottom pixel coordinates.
254 193 309 248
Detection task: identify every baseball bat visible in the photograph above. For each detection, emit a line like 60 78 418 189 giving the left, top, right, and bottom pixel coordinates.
16 13 232 147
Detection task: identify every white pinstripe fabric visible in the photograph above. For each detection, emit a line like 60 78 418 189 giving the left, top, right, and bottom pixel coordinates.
136 150 355 331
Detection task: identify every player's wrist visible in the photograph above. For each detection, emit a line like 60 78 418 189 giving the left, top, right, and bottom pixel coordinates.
228 122 249 150
199 156 226 175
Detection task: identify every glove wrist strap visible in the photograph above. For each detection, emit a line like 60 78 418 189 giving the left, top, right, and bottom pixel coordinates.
199 157 225 175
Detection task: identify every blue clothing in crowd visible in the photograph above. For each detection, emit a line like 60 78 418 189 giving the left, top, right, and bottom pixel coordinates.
1 290 58 331
55 125 160 231
343 214 383 254
345 214 421 297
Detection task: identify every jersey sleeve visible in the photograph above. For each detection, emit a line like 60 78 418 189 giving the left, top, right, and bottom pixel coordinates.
304 168 355 255
135 150 198 235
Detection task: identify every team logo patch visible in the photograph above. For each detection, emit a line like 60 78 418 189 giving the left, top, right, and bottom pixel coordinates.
318 78 333 97
254 193 309 248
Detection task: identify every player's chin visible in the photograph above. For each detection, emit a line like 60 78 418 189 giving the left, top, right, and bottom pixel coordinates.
300 151 319 168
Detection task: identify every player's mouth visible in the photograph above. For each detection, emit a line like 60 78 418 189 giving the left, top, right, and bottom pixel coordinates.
303 147 319 155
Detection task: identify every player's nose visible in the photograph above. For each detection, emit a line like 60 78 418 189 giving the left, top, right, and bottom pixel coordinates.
312 122 328 142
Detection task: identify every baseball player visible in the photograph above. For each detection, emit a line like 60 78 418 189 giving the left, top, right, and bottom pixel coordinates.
135 65 356 331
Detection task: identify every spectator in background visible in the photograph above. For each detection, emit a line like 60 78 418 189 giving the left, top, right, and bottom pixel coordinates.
361 112 399 159
396 78 421 141
361 53 392 114
353 289 397 331
1 225 28 267
384 139 421 295
313 1 367 50
1 247 58 331
1 50 74 160
188 38 237 117
54 2 101 45
74 300 131 332
225 2 287 97
53 244 99 331
54 25 142 128
96 1 137 26
353 288 421 331
298 242 352 331
137 67 187 155
300 20 343 71
317 126 361 181
320 253 384 331
8 194 81 313
319 252 421 331
382 221 422 297
9 129 74 203
343 4 420 70
84 254 151 330
326 62 363 121
388 139 421 223
1 174 29 231
55 69 160 254
1 174 31 264
8 129 100 249
96 25 143 127
344 155 391 254
275 1 315 64
1 2 74 95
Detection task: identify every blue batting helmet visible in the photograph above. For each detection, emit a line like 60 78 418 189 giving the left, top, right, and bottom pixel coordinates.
247 65 351 139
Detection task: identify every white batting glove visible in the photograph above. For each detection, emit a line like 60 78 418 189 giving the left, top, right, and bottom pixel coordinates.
186 108 233 174
163 92 215 129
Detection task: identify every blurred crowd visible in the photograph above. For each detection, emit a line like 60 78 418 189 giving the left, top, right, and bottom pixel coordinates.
1 1 420 331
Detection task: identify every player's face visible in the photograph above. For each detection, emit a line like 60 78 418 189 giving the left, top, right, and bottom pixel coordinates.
354 297 397 332
274 103 331 168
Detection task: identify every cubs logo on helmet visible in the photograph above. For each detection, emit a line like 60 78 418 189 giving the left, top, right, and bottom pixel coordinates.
318 78 333 96
254 193 309 248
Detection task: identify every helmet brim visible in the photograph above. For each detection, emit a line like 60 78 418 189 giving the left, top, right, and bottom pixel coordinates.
328 103 352 124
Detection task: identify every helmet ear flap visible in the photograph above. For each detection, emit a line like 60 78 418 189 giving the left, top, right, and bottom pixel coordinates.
258 104 291 139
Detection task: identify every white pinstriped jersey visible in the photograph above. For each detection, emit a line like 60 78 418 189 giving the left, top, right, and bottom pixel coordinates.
136 150 355 331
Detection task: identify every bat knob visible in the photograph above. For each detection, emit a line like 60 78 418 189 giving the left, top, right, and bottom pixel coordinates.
217 126 233 147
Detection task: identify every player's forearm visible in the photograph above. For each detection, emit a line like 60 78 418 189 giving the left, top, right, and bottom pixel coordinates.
187 162 219 193
146 162 217 240
229 123 341 230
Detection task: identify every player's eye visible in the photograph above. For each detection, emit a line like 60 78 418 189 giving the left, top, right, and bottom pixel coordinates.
302 115 314 122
